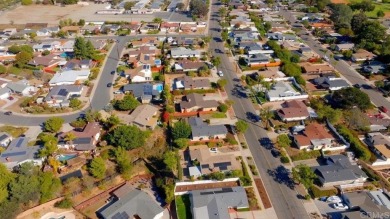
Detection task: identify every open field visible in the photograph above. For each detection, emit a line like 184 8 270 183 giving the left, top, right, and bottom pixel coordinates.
0 4 192 25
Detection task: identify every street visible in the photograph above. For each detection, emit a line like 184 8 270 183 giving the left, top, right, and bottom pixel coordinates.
209 2 310 219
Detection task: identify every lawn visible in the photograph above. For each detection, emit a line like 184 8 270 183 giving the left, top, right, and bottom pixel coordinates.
348 0 390 18
0 126 28 138
176 195 192 219
211 112 227 118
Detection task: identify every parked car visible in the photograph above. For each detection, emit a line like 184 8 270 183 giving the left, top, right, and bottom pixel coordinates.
332 203 348 210
7 96 14 100
218 70 224 77
209 148 218 153
353 84 361 89
327 196 342 203
107 83 113 87
379 106 388 113
4 111 12 115
110 71 115 75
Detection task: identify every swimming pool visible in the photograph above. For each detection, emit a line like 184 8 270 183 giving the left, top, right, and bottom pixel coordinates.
155 84 163 92
57 154 77 161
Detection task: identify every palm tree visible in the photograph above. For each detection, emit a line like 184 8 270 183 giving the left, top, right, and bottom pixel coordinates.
260 106 274 129
64 132 76 145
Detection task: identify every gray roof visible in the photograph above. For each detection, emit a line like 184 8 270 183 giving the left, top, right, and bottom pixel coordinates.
0 87 10 96
244 42 262 51
267 32 297 40
99 188 163 219
175 76 210 90
180 93 219 111
171 47 201 57
267 81 300 98
190 186 249 219
313 77 349 89
342 191 390 216
0 137 41 169
6 82 30 93
312 155 367 185
45 85 83 102
0 132 11 143
189 117 228 138
122 83 162 98
246 54 270 63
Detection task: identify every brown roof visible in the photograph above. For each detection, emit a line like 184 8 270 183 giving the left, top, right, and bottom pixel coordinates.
176 76 210 89
127 104 158 128
352 49 376 60
28 54 63 67
177 61 206 71
277 100 309 119
128 46 160 57
131 37 158 47
180 93 219 110
310 22 333 28
300 62 334 74
294 123 333 146
161 22 180 28
60 122 101 139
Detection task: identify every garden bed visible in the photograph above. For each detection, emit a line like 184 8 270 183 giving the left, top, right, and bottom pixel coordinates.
254 178 272 209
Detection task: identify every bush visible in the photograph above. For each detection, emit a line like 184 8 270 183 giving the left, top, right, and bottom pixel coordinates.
218 103 228 113
280 156 290 163
336 124 371 161
54 198 73 209
291 150 321 161
309 185 337 198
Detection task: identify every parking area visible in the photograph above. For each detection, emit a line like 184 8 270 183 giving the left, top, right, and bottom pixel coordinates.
314 199 348 219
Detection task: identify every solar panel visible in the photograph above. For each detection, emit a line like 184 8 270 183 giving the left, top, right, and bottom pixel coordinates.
1 151 27 157
111 212 130 219
144 55 150 61
15 138 24 148
58 89 69 97
214 162 232 168
219 166 228 171
201 164 209 169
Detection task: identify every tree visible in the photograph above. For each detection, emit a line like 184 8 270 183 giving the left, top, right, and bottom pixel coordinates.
114 147 132 178
316 105 343 124
345 108 369 131
221 30 229 41
152 17 163 23
85 110 101 122
114 95 140 111
0 163 15 203
64 132 76 143
292 164 317 188
88 157 106 179
173 138 189 149
21 0 33 5
218 103 228 113
260 106 274 129
0 65 6 74
77 19 85 26
39 172 61 203
190 0 209 18
211 56 221 67
350 0 375 12
356 20 386 45
107 125 147 150
85 40 97 59
163 151 178 172
329 4 353 29
124 1 136 10
44 117 64 133
277 134 291 148
176 2 185 10
69 98 82 109
351 12 367 34
15 51 32 67
218 7 227 18
42 50 50 56
172 120 192 139
216 79 227 90
74 37 88 59
235 120 249 133
39 134 58 157
377 10 385 18
106 114 121 129
381 36 390 58
332 87 371 111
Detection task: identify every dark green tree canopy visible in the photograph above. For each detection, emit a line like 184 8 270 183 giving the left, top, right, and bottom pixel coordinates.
332 87 371 111
107 125 147 150
172 120 192 139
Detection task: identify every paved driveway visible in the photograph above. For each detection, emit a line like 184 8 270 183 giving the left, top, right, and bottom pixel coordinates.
314 199 347 219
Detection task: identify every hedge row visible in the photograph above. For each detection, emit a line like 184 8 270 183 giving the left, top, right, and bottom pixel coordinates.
336 124 371 161
309 185 337 198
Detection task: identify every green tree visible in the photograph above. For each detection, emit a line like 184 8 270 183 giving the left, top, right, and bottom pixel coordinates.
351 12 367 34
277 134 291 148
216 78 227 90
39 172 61 203
85 110 102 122
77 19 85 26
377 10 385 18
114 95 140 111
172 120 192 139
39 134 58 157
292 164 317 188
317 105 343 124
0 163 15 203
350 0 375 12
21 0 33 5
88 157 106 179
107 125 147 150
218 103 228 113
152 17 163 23
235 120 249 133
345 108 369 131
329 4 353 29
211 56 221 67
54 197 73 208
218 7 227 18
163 151 178 172
190 0 209 17
114 147 132 179
332 87 371 111
260 106 274 129
85 40 97 59
15 51 33 67
106 114 121 129
176 2 185 10
221 30 229 41
9 163 41 204
0 65 6 74
42 50 50 56
174 138 189 149
69 98 82 109
74 37 88 59
356 20 386 46
44 117 64 133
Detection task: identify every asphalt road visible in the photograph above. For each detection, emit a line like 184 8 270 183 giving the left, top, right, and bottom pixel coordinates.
279 9 390 113
209 2 309 219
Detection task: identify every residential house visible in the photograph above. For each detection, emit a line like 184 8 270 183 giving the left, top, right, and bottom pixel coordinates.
160 22 180 33
244 54 271 67
190 186 249 219
80 24 101 34
179 93 219 113
171 47 201 59
362 61 387 74
125 64 152 83
36 27 60 37
309 22 333 29
229 0 247 9
243 42 264 55
58 122 101 151
49 70 90 86
0 137 42 169
28 54 65 68
266 81 306 102
121 22 142 33
89 39 107 50
232 30 259 43
300 62 334 75
122 83 162 103
0 28 17 39
98 184 164 219
293 123 335 150
174 61 207 72
335 43 355 52
312 155 367 187
61 26 81 34
365 132 390 166
11 29 36 39
63 59 94 70
33 41 62 52
257 68 286 81
366 115 390 132
180 23 197 33
277 100 310 122
100 24 121 33
6 80 36 96
352 49 376 62
188 117 228 141
0 132 12 147
174 76 211 90
231 16 254 29
313 76 350 91
130 37 158 48
0 87 10 99
266 32 297 41
342 191 390 215
127 46 161 67
139 23 160 34
168 37 200 47
44 85 84 107
127 104 159 130
61 40 75 52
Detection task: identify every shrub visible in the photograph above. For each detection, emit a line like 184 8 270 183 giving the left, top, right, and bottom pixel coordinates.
309 185 337 198
280 156 290 163
54 198 73 209
218 103 228 113
291 150 321 161
336 124 371 161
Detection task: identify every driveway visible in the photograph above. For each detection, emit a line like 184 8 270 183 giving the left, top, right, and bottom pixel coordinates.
314 200 347 219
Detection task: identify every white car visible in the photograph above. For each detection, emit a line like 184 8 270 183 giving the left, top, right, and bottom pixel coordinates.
218 70 224 77
327 196 342 203
209 148 218 153
332 203 348 210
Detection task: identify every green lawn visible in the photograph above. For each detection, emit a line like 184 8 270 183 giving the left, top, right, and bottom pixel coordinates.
176 195 192 219
211 112 227 118
348 0 390 18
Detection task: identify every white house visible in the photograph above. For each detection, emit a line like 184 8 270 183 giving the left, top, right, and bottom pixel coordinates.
0 132 12 147
0 87 10 99
36 27 60 37
49 70 90 86
6 80 36 96
266 81 308 102
171 47 201 58
127 64 152 83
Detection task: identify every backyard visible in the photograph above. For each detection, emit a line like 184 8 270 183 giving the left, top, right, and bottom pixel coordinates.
175 195 192 219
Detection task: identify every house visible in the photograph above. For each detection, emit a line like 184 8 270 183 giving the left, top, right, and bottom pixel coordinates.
121 22 142 33
179 93 219 113
139 23 160 34
231 17 254 29
365 132 390 166
352 49 376 62
61 26 81 34
171 47 201 59
174 76 211 90
266 32 297 41
168 37 200 47
32 41 62 52
61 40 75 52
6 80 36 96
243 42 264 55
266 81 306 102
122 83 162 103
257 68 286 81
300 62 334 75
190 186 249 219
49 70 90 86
58 122 101 151
293 123 335 150
0 137 42 169
313 76 350 91
0 132 12 147
362 61 387 74
125 64 152 83
0 87 10 100
277 100 310 122
130 37 158 48
28 54 65 68
309 22 333 29
44 85 84 107
100 24 121 33
160 22 180 33
342 191 390 215
244 54 271 67
366 115 390 132
174 61 207 72
335 43 355 52
232 30 259 43
127 104 159 130
0 28 17 39
127 46 161 67
188 117 228 141
11 29 36 39
63 59 94 70
229 0 247 9
36 27 60 37
312 155 367 187
90 39 107 50
98 184 164 219
180 23 198 33
81 24 101 34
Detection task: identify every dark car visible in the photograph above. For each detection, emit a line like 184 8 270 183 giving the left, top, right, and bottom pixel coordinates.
271 149 281 158
379 106 388 113
353 84 361 89
110 71 115 75
107 83 113 87
4 111 12 115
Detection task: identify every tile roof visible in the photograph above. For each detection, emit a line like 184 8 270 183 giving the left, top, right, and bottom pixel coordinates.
278 100 309 119
294 123 334 147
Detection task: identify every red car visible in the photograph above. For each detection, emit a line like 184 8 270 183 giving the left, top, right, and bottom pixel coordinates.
379 106 388 113
7 96 14 100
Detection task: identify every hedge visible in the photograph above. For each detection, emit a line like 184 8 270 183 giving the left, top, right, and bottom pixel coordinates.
309 185 337 198
336 124 371 161
290 150 321 161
